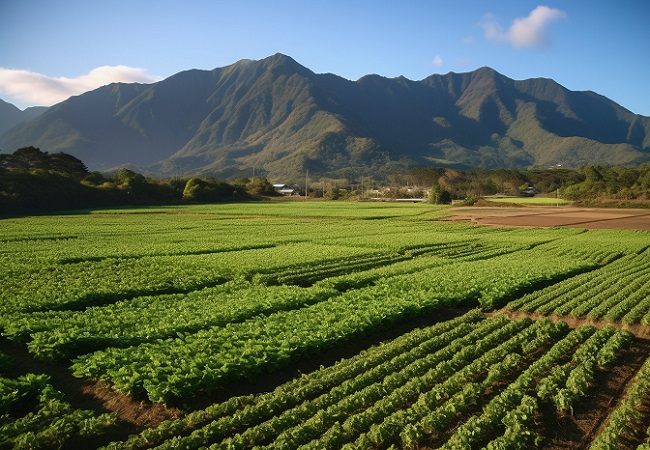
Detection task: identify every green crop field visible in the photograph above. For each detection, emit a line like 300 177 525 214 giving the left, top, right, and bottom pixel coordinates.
484 196 571 205
2 201 650 450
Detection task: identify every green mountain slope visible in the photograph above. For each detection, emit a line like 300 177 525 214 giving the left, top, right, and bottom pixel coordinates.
1 54 648 181
0 99 47 136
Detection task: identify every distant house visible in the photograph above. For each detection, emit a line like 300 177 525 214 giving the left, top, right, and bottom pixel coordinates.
273 183 297 196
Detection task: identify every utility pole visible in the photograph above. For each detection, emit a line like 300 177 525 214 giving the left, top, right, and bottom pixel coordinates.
305 170 308 199
361 176 364 200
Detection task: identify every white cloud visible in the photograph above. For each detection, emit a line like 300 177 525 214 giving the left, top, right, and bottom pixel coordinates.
0 66 161 107
481 5 567 49
433 55 444 67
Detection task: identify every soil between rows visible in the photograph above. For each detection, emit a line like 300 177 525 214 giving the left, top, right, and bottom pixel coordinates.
537 337 650 450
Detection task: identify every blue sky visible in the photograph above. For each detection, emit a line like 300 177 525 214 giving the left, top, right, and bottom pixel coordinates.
1 0 649 116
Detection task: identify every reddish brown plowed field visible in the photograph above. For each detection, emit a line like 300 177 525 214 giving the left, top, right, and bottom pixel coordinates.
447 207 650 230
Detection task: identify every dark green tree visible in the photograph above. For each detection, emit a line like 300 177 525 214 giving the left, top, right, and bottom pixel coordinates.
183 178 239 202
246 177 277 196
83 171 107 186
324 187 342 200
48 152 89 179
0 147 89 180
232 177 251 188
114 168 147 197
1 146 49 171
428 185 452 204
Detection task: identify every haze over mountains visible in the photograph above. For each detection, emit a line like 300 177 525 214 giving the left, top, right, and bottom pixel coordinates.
1 53 649 181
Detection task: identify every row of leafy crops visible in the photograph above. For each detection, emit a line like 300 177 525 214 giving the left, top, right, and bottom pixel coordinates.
0 203 446 265
506 249 650 324
3 215 549 317
101 312 635 450
68 249 592 402
9 282 340 361
1 204 608 271
1 237 569 361
0 350 116 450
0 242 387 314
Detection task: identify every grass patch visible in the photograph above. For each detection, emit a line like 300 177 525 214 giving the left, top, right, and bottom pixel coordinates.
485 196 570 205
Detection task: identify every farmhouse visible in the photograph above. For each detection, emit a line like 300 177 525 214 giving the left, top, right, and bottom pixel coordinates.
273 183 298 196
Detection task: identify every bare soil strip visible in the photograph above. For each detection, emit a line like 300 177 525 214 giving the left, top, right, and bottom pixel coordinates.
447 206 650 230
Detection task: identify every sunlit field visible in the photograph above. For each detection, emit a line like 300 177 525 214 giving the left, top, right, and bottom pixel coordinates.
2 201 650 449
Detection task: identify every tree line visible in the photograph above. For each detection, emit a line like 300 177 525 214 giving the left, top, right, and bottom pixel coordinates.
1 146 649 216
387 165 650 205
0 147 276 216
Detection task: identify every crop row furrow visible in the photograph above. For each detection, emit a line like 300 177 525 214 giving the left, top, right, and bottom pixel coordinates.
259 253 411 287
589 354 650 449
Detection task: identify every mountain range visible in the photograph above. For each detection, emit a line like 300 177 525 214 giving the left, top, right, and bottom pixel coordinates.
0 100 48 136
1 53 649 181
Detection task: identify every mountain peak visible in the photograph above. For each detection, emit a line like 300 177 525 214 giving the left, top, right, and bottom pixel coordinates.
262 53 310 74
1 55 648 178
473 66 499 77
224 53 311 79
0 99 48 135
265 52 295 63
